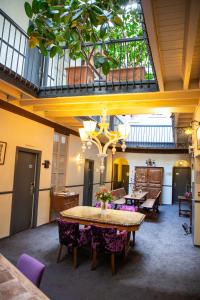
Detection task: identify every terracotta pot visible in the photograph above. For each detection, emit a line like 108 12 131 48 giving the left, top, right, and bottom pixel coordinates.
65 65 93 85
107 66 145 82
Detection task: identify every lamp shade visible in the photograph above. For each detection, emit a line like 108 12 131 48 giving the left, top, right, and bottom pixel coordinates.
118 123 131 139
79 128 88 142
83 120 97 134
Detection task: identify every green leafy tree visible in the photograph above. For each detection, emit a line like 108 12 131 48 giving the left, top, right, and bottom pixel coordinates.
24 0 129 75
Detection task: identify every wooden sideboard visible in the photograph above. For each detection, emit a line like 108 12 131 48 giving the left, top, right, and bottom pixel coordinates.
135 167 163 201
50 189 79 221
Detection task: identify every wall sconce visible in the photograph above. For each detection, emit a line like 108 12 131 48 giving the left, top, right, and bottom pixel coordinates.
185 127 193 135
42 160 50 168
76 153 84 165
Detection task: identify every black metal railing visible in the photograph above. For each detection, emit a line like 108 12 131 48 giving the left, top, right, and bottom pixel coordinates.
0 8 157 97
0 9 41 92
126 125 192 149
39 37 157 97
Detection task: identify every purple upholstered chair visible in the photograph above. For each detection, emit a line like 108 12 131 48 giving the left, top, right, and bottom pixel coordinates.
104 230 128 275
90 225 116 270
95 202 114 209
56 218 91 268
17 254 45 288
119 205 138 212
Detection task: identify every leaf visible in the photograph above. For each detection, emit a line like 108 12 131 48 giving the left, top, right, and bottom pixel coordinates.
27 23 35 36
24 2 33 18
60 11 69 18
112 15 123 26
71 9 83 21
32 0 39 14
39 41 48 56
100 23 108 39
102 60 110 75
50 45 57 58
29 36 38 48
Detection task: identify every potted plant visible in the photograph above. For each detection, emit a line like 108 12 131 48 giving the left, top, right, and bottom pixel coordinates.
106 8 149 82
24 0 128 77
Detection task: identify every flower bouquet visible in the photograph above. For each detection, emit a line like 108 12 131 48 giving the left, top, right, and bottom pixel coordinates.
96 186 112 213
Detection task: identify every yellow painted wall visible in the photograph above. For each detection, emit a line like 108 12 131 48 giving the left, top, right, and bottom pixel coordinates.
0 109 54 238
113 157 128 181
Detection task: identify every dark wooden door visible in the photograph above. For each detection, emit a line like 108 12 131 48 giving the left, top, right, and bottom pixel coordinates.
122 165 129 194
11 149 39 234
113 163 119 189
135 167 148 190
83 159 94 206
173 167 191 203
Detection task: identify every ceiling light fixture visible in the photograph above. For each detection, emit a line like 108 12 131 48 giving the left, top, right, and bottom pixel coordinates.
79 110 130 174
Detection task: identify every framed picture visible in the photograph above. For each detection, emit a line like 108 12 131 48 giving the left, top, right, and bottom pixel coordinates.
0 141 7 165
197 127 200 150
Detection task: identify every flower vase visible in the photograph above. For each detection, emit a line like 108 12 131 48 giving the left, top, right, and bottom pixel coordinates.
101 201 107 215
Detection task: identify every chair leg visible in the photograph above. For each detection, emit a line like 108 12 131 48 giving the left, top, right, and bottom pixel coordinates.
91 249 97 270
111 253 116 275
57 244 63 263
73 247 78 269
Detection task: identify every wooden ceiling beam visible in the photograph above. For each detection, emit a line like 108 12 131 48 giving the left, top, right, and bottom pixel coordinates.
33 99 198 112
183 0 200 90
0 91 8 101
0 80 22 99
141 0 164 91
45 106 195 117
20 89 200 106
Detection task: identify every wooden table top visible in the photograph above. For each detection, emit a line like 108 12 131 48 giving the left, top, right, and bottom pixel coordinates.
124 192 148 200
112 198 126 205
0 254 49 300
60 206 145 231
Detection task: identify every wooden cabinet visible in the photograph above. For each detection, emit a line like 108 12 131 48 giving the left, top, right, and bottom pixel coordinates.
135 167 163 202
50 190 79 221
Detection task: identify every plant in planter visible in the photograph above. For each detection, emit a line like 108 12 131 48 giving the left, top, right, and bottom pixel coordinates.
107 8 153 81
96 186 112 214
24 0 129 77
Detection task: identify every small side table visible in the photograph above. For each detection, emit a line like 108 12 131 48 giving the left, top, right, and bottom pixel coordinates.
178 196 192 217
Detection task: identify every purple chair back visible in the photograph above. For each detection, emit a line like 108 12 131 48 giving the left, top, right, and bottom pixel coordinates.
119 205 138 212
104 231 127 253
91 225 116 250
56 218 79 247
17 254 45 287
95 202 113 209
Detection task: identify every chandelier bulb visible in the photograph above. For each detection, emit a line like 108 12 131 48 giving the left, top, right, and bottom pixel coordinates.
82 143 86 152
87 140 92 149
121 141 126 152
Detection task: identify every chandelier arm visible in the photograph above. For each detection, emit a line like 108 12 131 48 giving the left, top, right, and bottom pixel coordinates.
90 137 103 155
102 137 120 155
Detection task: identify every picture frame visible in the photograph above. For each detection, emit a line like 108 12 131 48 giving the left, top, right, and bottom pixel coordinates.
0 141 7 165
197 127 200 150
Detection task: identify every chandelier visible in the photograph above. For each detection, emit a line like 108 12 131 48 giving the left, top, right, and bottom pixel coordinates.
79 110 130 173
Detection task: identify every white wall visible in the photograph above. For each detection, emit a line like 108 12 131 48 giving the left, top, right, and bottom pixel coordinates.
113 151 191 204
0 0 30 29
0 109 54 238
66 134 107 205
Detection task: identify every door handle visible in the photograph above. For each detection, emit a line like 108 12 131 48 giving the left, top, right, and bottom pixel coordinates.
30 182 35 196
174 183 176 187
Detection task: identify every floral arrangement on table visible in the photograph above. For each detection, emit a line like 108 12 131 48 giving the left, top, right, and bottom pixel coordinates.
96 187 113 203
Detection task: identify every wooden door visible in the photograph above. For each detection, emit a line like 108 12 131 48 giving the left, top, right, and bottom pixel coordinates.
122 165 129 194
148 167 163 199
83 159 94 206
135 167 148 190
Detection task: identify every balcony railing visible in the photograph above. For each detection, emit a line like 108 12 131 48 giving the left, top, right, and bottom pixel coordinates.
126 125 192 149
0 8 157 98
0 9 40 94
